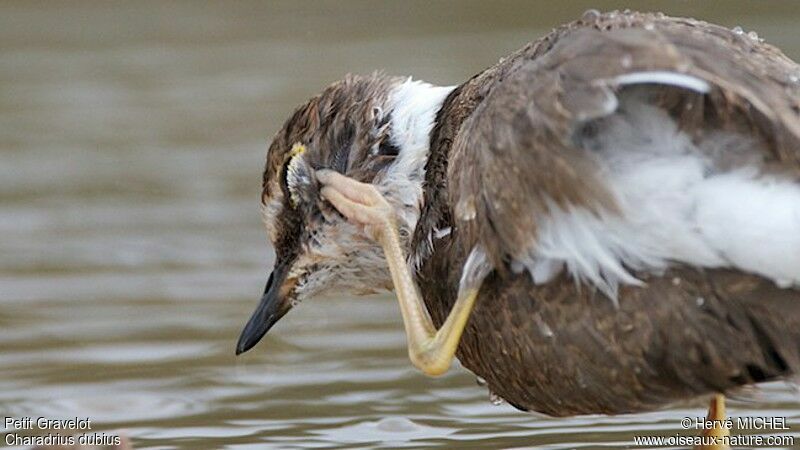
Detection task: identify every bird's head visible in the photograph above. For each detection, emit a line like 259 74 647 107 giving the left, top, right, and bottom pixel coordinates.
236 74 453 354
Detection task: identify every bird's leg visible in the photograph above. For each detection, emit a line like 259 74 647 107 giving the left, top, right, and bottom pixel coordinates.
318 170 490 376
694 394 730 450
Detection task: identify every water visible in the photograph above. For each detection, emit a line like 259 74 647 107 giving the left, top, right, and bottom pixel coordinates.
1 1 799 448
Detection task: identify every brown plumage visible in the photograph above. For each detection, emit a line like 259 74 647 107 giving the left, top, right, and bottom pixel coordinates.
415 10 800 414
441 11 800 271
239 10 800 417
262 74 402 203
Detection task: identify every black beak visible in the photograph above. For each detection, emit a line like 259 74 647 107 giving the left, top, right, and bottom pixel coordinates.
236 262 293 355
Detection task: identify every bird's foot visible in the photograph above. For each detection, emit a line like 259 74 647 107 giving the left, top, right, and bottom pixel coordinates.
317 169 394 242
317 169 487 377
694 394 730 450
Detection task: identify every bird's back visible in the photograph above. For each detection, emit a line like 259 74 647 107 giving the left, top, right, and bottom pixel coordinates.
414 10 800 415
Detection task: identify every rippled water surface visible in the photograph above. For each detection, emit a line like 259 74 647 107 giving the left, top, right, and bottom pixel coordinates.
2 1 800 449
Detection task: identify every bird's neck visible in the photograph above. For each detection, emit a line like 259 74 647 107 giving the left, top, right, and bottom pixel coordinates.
387 79 455 168
377 79 455 256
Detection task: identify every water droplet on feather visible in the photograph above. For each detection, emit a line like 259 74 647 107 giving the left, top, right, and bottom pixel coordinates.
489 390 505 405
581 9 601 22
455 196 477 221
534 313 554 338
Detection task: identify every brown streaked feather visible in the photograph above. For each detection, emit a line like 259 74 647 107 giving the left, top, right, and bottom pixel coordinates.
262 73 402 205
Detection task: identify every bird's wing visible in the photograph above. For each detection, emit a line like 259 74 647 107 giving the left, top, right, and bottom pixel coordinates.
448 20 800 297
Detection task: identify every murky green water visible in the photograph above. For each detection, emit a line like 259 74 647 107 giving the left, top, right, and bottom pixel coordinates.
1 1 799 449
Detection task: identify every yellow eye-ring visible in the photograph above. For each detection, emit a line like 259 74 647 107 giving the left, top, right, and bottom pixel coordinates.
289 143 307 159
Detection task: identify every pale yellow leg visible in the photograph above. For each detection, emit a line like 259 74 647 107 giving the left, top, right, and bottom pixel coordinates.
694 394 730 450
318 170 486 376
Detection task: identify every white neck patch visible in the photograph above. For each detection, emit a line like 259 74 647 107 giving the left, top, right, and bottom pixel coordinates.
378 78 455 240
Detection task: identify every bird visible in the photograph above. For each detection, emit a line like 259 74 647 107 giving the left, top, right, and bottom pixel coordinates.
236 9 800 445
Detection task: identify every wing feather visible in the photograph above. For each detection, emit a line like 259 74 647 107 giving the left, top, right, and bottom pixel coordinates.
448 20 800 296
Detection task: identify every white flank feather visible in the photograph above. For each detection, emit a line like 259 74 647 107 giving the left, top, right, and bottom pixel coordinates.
609 71 711 93
521 94 800 297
